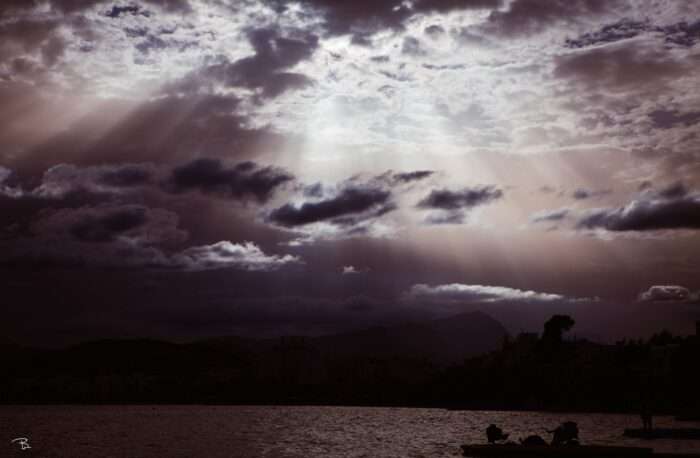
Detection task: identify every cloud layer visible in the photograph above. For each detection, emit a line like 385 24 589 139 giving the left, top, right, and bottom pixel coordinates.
2 0 700 343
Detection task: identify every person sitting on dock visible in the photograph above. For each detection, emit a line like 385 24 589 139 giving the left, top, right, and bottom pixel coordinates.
486 424 509 444
520 435 548 446
549 421 580 446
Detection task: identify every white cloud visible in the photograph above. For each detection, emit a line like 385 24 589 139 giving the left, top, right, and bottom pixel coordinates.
170 241 301 272
638 285 700 303
342 265 369 275
407 283 594 304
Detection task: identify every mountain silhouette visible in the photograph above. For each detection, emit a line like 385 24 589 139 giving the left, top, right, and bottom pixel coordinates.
192 311 508 366
0 311 508 404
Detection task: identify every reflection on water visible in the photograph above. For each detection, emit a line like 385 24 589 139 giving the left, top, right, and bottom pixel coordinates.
2 406 700 457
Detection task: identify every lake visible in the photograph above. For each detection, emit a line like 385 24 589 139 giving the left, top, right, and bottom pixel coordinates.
2 406 700 457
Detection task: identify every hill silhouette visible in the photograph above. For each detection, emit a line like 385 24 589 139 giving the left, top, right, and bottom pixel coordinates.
194 311 507 365
0 311 507 405
5 313 697 413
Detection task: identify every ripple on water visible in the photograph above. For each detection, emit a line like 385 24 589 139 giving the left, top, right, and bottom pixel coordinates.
2 405 700 458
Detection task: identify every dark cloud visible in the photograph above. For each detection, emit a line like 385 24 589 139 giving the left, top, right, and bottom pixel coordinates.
649 109 700 130
662 20 700 47
0 188 110 242
554 42 690 92
134 34 168 54
31 204 187 246
302 182 324 198
567 19 700 49
416 186 503 210
657 182 688 200
392 170 435 184
416 186 502 226
0 191 297 271
424 211 468 225
1 0 190 15
576 190 700 232
10 163 154 197
195 27 319 99
267 0 500 40
402 36 427 56
373 170 435 186
572 188 611 200
98 164 154 187
51 0 191 14
423 63 468 71
531 208 570 223
414 0 501 13
167 158 293 203
370 55 390 63
425 24 445 37
565 19 649 48
68 205 148 243
268 0 411 37
0 164 159 241
268 186 393 227
485 0 618 37
105 5 147 18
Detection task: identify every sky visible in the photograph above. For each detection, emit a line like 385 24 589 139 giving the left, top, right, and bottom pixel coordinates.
1 0 700 346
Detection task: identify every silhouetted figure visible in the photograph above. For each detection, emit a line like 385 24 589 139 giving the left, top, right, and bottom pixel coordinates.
542 315 576 345
641 403 654 435
520 435 548 446
549 421 579 446
486 424 509 444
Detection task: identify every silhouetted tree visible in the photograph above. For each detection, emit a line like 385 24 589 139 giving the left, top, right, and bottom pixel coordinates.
542 315 575 344
649 329 675 346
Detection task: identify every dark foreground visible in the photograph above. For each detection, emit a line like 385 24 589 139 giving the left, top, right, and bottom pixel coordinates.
2 315 699 416
462 444 700 457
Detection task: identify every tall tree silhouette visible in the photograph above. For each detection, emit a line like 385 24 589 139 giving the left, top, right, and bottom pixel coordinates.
542 315 575 345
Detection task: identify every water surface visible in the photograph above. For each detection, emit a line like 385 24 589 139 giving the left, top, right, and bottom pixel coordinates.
2 406 700 457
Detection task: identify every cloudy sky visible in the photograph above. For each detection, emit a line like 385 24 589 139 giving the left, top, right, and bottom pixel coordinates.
2 0 700 346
